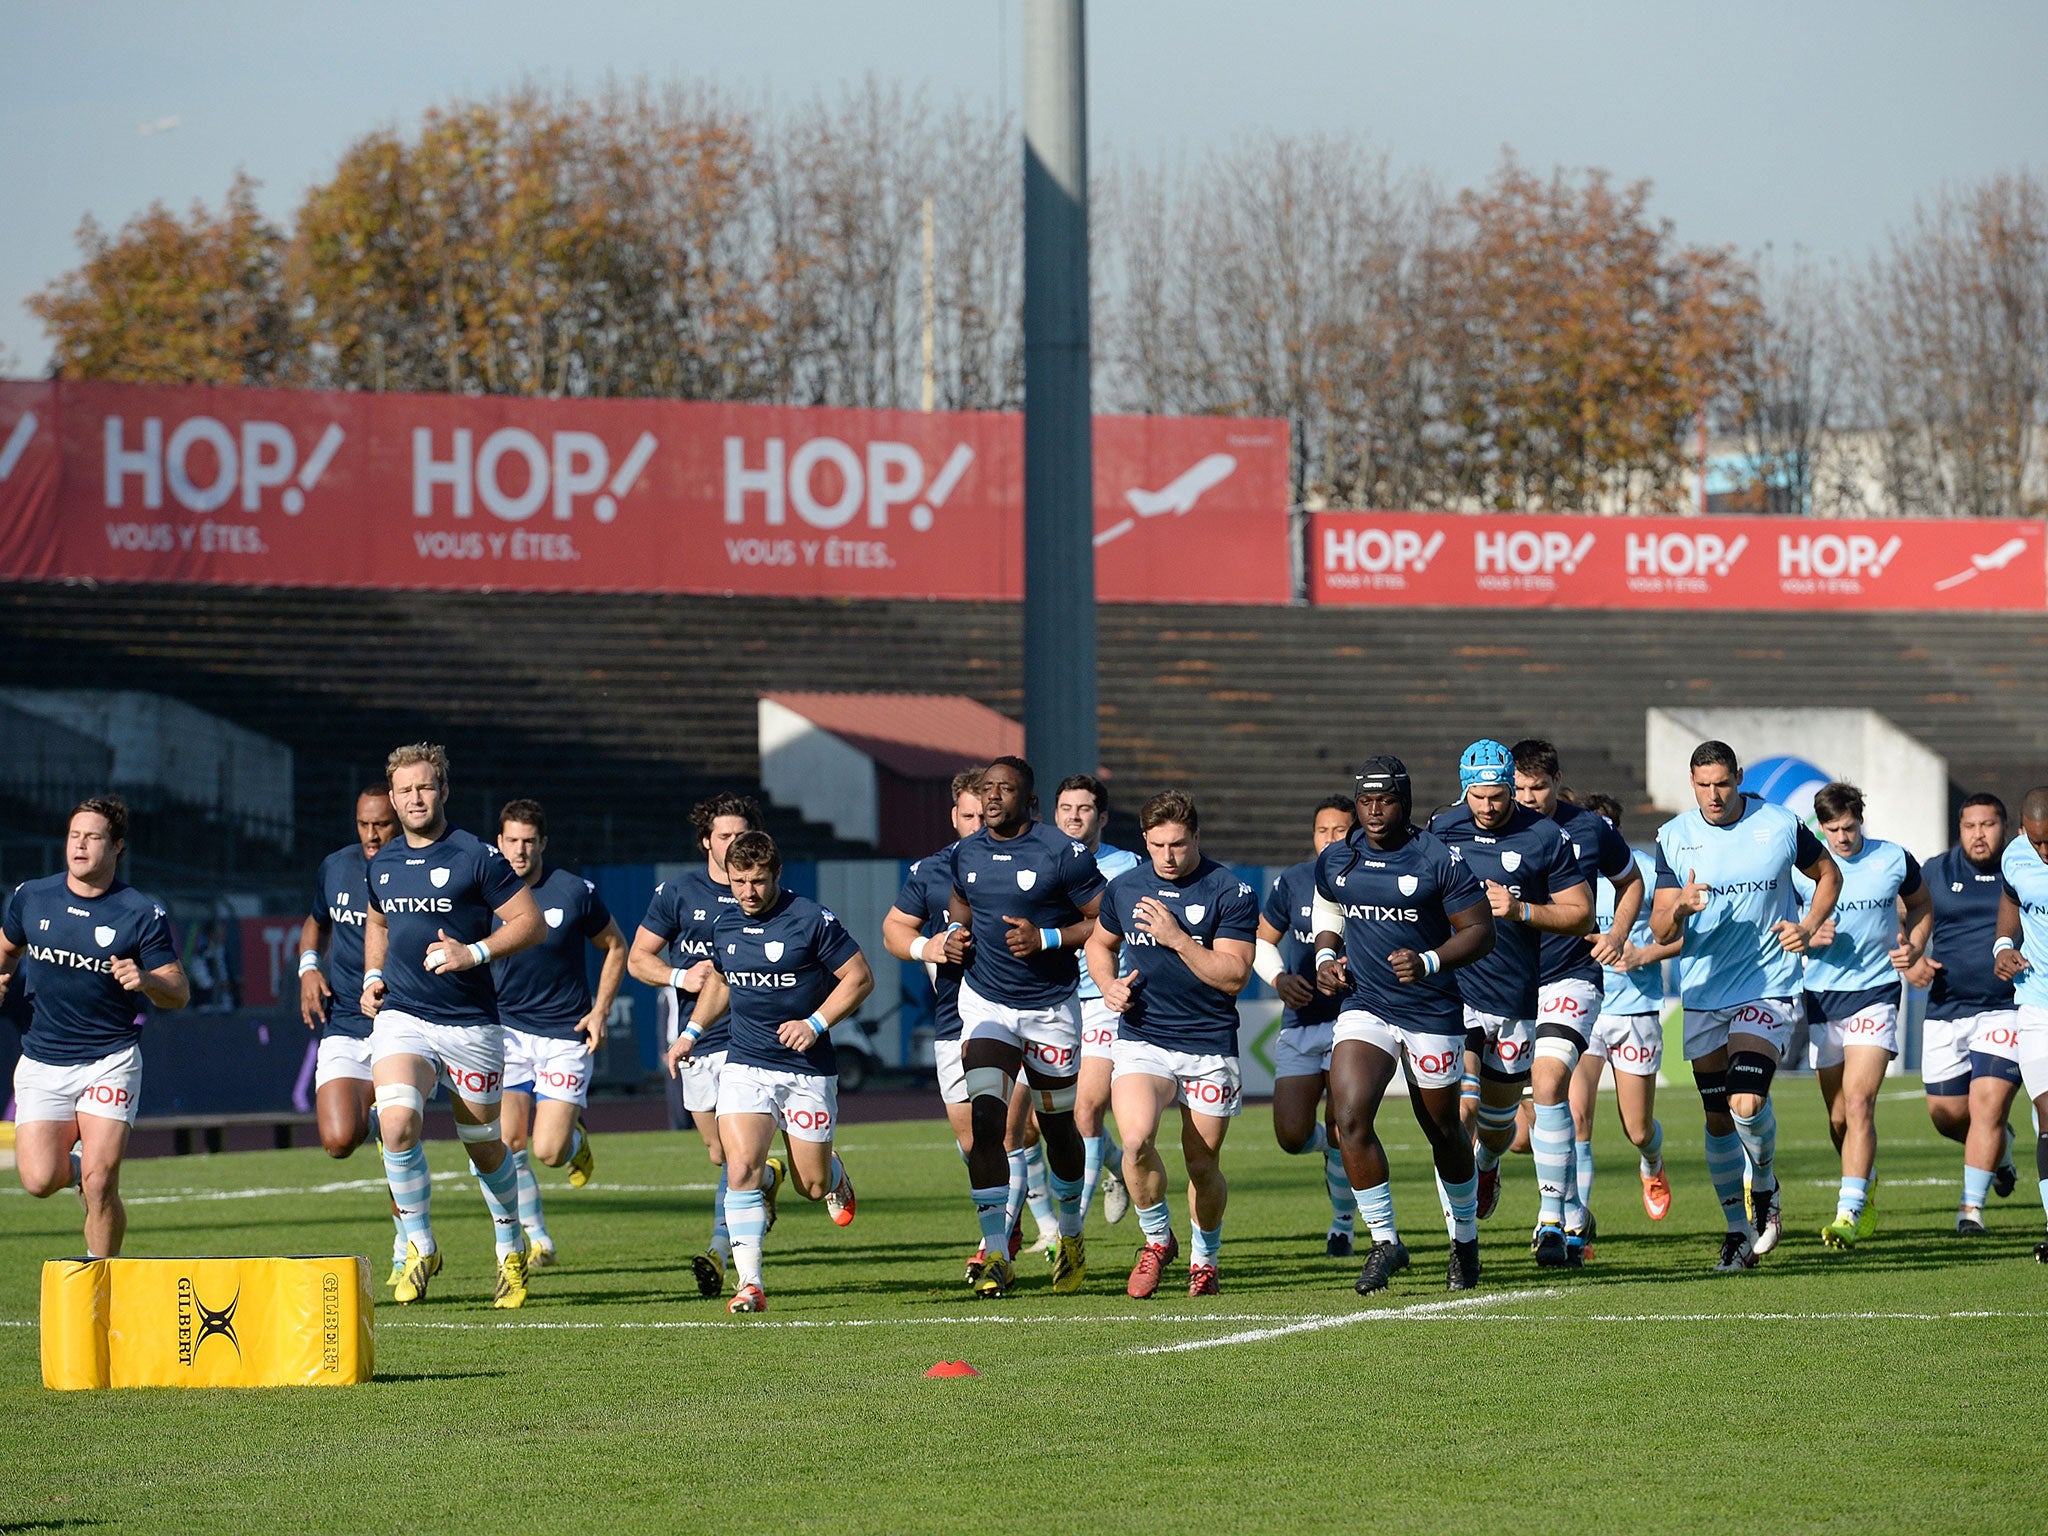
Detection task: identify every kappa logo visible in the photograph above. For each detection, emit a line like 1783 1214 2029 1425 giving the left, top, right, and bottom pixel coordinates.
764 941 786 961
94 925 117 948
544 908 564 928
430 868 451 888
1398 875 1419 896
1184 904 1207 925
176 1277 241 1365
1500 851 1523 873
1017 871 1038 891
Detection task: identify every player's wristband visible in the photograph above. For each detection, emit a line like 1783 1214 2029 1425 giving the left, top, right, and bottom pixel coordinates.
1315 948 1338 970
1993 936 2016 956
1520 902 1531 924
806 1011 830 1038
298 949 321 976
1039 927 1063 951
671 966 689 991
363 968 384 984
1422 949 1442 977
683 1022 703 1041
468 940 491 966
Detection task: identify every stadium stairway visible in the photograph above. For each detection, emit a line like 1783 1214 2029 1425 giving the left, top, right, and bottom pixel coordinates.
4 584 2045 865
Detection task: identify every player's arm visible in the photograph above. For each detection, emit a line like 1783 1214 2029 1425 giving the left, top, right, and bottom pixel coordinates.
1487 875 1593 935
1389 899 1494 983
1003 890 1103 958
1618 935 1683 971
1891 872 1934 972
1649 844 1707 946
1993 889 2030 981
1593 858 1646 965
361 906 389 1014
1779 840 1841 955
112 954 190 1010
667 969 730 1073
1310 890 1350 995
297 913 334 1028
885 905 962 965
579 918 629 1050
1084 917 1132 1011
779 951 875 1052
1255 916 1316 1009
431 886 544 975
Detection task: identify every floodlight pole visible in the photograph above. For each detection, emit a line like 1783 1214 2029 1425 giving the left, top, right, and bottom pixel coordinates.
1021 0 1097 787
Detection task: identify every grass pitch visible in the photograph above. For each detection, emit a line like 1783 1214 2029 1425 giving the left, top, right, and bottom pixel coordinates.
3 1081 2044 1534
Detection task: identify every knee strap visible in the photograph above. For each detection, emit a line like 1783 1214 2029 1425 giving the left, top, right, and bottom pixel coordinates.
455 1117 502 1145
964 1066 1015 1105
1035 1084 1078 1114
1693 1067 1729 1117
374 1084 425 1116
1533 1035 1582 1068
1727 1051 1777 1100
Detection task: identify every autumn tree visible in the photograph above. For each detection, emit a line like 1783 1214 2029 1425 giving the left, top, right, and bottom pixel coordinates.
28 174 294 384
1722 252 1850 515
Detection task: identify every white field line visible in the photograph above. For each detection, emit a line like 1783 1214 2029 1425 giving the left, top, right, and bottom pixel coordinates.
1459 1309 2048 1324
0 1171 719 1207
1126 1289 1553 1355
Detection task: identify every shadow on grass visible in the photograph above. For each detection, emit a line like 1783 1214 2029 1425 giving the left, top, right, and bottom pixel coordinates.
366 1369 509 1383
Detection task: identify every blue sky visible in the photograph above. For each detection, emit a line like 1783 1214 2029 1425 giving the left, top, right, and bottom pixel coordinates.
4 0 2043 371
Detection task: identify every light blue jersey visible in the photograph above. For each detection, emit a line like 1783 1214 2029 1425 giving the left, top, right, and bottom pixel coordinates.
1598 848 1663 1015
1998 838 2048 1012
1077 841 1140 1003
1654 796 1826 1011
1795 837 1920 998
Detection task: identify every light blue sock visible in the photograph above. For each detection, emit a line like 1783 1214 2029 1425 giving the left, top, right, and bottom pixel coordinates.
1836 1174 1869 1221
1574 1138 1595 1217
1441 1171 1479 1242
1639 1119 1665 1175
1704 1128 1752 1236
1191 1222 1221 1267
1351 1181 1398 1244
1324 1142 1353 1227
1531 1101 1574 1224
727 1187 766 1288
473 1153 525 1260
973 1183 1011 1252
511 1149 548 1244
712 1167 731 1258
381 1141 435 1254
1475 1101 1517 1172
1047 1166 1084 1237
1961 1163 1994 1210
820 1154 845 1196
391 1213 408 1264
1137 1199 1174 1244
1079 1134 1107 1219
1023 1144 1057 1232
1005 1150 1030 1236
1731 1100 1778 1193
564 1122 585 1162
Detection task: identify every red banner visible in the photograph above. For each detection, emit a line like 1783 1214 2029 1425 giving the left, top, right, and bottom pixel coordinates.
0 381 1291 604
1311 510 2046 610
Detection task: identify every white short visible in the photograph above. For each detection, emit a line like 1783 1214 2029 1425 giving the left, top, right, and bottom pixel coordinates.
1586 1011 1664 1075
1969 1011 2024 1065
933 1038 968 1105
1334 1008 1464 1090
1273 1021 1335 1080
315 1033 374 1088
1110 1037 1242 1118
1536 978 1603 1048
1921 1013 1988 1086
1079 997 1121 1062
2011 1006 2048 1100
715 1060 838 1143
1680 997 1798 1061
957 979 1080 1078
1465 1008 1533 1078
679 1049 727 1115
502 1028 594 1106
371 1007 505 1104
13 1045 143 1126
1807 1000 1899 1070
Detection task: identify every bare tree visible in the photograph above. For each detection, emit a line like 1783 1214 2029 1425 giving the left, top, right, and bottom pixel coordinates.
1724 250 1850 515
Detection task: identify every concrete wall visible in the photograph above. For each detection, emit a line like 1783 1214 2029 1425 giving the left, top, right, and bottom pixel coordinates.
757 698 877 847
1646 706 1947 856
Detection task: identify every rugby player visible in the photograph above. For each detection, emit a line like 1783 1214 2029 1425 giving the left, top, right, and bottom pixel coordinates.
1 797 189 1257
362 744 546 1307
1088 792 1257 1296
1428 741 1591 1267
1513 741 1641 1250
1311 757 1496 1294
936 756 1105 1298
665 831 869 1313
881 768 996 1277
1651 740 1840 1271
628 793 763 1298
1256 793 1360 1255
492 799 628 1264
1991 788 2048 1261
1569 794 1678 1222
1903 794 2021 1232
299 787 407 1281
1796 782 1930 1249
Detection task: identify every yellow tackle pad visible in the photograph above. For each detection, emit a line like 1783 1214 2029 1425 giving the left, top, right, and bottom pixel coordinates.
41 1255 374 1389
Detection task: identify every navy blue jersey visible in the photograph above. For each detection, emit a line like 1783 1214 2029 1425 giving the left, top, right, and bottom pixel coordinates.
493 867 611 1039
1313 828 1486 1034
367 826 525 1028
1261 859 1342 1030
313 844 375 1041
894 842 966 1043
1098 856 1259 1054
952 821 1105 1009
712 891 862 1078
1923 845 2013 1019
640 868 738 1055
1426 803 1583 1019
3 874 178 1066
1538 802 1636 987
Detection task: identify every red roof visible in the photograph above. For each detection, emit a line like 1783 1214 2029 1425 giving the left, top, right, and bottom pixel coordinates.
762 692 1023 780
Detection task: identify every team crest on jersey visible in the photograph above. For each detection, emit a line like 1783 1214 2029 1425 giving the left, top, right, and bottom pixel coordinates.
1185 904 1207 925
544 908 564 928
1017 871 1038 891
1398 875 1419 896
764 941 786 961
431 868 451 888
1500 850 1523 872
94 925 117 947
